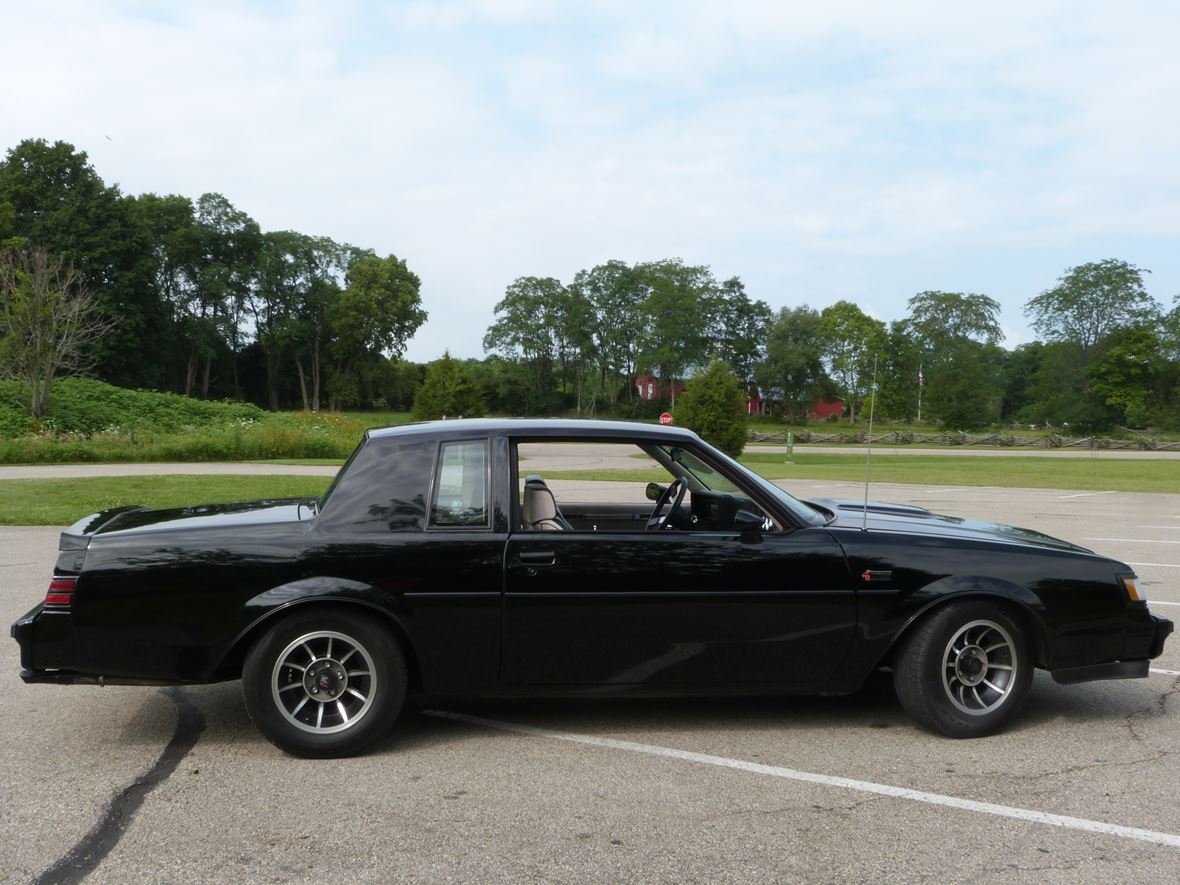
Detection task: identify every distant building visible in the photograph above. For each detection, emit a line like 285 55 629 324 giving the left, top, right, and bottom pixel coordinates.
746 383 842 419
634 374 686 401
637 374 842 420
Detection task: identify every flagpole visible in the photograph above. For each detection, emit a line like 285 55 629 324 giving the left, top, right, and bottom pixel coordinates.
917 362 923 424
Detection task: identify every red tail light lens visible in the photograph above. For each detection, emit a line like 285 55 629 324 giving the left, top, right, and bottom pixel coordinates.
45 576 76 607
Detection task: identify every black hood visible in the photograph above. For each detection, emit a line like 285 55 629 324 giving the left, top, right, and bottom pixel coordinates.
806 498 1096 555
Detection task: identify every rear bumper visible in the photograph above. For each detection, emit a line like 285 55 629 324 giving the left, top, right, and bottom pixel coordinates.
10 605 39 671
12 602 76 680
13 604 177 686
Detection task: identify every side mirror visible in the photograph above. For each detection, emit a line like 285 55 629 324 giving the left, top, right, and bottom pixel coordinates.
645 482 664 502
734 509 765 544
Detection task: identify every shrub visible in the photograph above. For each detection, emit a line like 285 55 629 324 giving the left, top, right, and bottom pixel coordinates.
0 378 366 463
675 361 748 457
412 352 486 420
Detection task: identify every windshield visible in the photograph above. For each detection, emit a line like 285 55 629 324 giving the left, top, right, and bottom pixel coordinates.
660 443 826 528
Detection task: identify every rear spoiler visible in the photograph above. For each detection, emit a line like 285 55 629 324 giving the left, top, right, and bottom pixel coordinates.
60 505 146 549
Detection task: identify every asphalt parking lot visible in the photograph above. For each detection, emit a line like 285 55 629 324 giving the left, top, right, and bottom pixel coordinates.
2 476 1178 883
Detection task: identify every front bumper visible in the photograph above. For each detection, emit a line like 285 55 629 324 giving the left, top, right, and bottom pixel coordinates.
1051 612 1173 685
1147 613 1174 659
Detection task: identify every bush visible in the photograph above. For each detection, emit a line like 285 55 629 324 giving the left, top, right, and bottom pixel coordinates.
0 378 366 463
412 352 486 420
675 361 748 457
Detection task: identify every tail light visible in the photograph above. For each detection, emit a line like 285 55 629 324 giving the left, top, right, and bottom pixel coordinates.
45 576 76 607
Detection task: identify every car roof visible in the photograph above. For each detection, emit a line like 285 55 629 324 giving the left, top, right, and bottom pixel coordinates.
366 417 700 442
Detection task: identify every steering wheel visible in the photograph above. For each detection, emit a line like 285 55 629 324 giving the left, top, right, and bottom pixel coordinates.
646 477 687 530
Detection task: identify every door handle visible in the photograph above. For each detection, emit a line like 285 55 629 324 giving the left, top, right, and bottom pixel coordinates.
518 550 556 565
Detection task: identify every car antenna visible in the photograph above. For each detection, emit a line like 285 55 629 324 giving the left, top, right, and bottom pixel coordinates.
862 354 879 532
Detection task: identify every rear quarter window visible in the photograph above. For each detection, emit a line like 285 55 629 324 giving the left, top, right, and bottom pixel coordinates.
316 437 435 533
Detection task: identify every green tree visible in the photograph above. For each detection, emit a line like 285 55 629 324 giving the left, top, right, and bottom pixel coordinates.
412 352 485 419
906 291 1002 349
999 342 1044 423
675 360 748 457
551 286 597 413
253 231 353 410
483 276 565 413
636 259 714 406
188 194 261 398
0 247 112 417
0 139 170 387
1025 259 1159 353
902 291 1003 427
923 341 1004 430
817 300 886 422
572 260 644 408
1017 341 1114 431
1153 299 1180 429
327 253 425 411
706 277 772 383
875 321 923 422
124 193 201 391
1088 326 1162 427
755 305 827 421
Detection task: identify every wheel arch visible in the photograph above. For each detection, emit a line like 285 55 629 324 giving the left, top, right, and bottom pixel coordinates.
211 590 424 693
880 577 1049 672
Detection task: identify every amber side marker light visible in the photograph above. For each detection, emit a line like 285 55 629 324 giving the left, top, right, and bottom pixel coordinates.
1120 574 1144 603
44 576 76 607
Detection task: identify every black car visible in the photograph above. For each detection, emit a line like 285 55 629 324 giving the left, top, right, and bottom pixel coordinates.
11 419 1173 757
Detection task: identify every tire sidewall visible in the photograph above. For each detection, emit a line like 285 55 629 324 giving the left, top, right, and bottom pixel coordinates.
899 600 1033 738
243 608 406 757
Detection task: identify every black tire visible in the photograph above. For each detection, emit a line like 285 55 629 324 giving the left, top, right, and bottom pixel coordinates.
242 608 406 757
893 600 1033 738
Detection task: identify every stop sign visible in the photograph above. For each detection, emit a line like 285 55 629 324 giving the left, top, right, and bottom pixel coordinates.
659 412 673 425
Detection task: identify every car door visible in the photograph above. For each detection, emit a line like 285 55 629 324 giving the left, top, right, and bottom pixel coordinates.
501 524 855 690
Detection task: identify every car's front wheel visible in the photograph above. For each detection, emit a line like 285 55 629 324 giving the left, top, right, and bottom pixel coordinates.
894 601 1033 738
242 608 406 757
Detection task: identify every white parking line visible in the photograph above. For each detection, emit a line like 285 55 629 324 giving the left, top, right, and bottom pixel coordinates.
1084 538 1180 544
1128 562 1180 569
425 710 1180 850
1059 491 1117 499
1150 601 1180 606
1152 668 1180 676
1136 526 1180 530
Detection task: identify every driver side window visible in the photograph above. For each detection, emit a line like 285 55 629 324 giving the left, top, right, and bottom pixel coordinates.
511 440 772 533
515 441 667 533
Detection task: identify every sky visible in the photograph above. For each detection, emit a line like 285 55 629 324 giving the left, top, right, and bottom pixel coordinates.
4 0 1179 361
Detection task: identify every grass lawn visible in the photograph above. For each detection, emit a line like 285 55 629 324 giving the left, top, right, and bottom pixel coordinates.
0 476 333 526
550 453 1180 494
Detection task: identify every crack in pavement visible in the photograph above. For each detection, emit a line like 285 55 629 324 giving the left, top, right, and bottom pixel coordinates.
33 688 206 885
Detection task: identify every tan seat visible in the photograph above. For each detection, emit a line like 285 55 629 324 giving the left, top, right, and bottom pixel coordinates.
522 475 572 531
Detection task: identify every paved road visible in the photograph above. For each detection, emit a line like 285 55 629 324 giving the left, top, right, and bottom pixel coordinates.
2 473 1178 882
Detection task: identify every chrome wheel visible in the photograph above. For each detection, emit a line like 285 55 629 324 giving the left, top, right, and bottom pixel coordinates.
941 619 1017 716
271 630 377 734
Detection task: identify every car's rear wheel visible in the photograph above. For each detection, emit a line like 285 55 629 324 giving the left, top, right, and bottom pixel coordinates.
242 608 406 757
894 600 1033 738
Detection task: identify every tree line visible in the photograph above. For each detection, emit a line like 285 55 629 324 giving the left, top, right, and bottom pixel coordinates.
2 138 1178 432
474 258 1179 432
0 139 425 415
